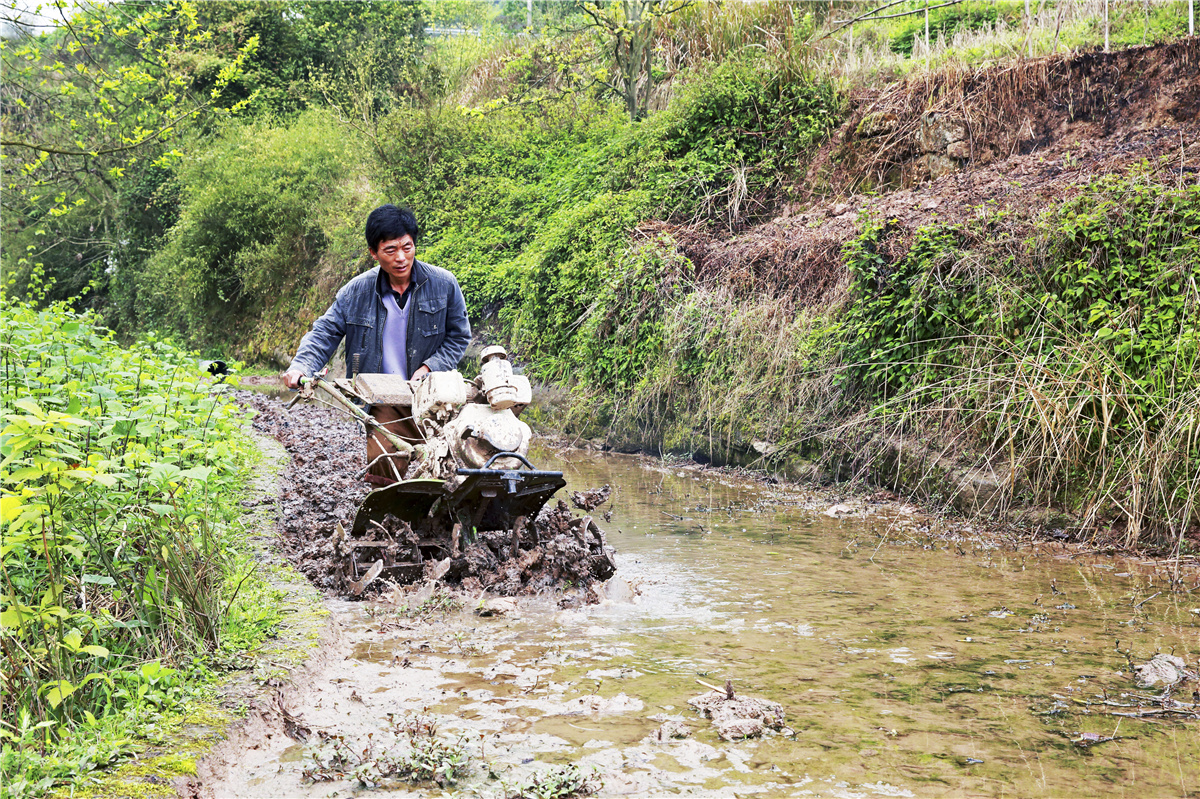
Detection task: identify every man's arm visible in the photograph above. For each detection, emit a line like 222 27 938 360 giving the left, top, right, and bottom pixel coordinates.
283 294 349 387
421 276 471 374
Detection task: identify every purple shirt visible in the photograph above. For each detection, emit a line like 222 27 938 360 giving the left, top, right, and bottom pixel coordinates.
380 282 411 379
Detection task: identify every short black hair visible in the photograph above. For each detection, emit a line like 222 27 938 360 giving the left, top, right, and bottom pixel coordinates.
365 204 420 251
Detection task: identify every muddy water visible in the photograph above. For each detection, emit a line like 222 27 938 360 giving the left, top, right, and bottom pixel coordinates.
216 446 1198 798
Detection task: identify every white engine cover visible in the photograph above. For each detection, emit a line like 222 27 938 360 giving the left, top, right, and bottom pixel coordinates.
413 370 466 423
444 402 531 468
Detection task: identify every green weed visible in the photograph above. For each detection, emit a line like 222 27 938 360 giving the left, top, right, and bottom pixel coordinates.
0 285 278 795
302 714 469 788
499 763 601 799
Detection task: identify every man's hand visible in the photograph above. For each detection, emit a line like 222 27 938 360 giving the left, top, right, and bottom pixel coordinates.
282 369 305 390
412 365 431 381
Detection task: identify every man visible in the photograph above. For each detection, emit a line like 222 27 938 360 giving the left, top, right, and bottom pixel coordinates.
283 204 470 483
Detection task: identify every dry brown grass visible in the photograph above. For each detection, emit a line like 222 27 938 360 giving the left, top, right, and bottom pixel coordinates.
811 37 1200 193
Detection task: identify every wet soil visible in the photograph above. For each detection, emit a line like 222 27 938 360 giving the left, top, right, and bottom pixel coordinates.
236 391 617 600
200 444 1199 798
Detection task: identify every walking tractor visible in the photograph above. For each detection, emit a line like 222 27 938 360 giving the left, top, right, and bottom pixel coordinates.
287 347 579 595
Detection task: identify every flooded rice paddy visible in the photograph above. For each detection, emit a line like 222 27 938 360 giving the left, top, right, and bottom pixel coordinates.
214 445 1199 798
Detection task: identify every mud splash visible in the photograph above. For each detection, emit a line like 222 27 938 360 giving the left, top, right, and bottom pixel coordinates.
199 443 1198 798
237 391 617 600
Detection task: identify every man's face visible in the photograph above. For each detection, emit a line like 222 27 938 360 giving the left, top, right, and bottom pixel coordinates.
371 234 416 288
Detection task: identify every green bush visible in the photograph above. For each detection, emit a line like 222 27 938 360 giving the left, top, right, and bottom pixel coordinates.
1030 173 1200 398
135 110 379 354
0 288 274 794
507 190 652 379
839 220 984 400
841 172 1200 410
889 0 1017 56
589 56 840 226
833 170 1199 540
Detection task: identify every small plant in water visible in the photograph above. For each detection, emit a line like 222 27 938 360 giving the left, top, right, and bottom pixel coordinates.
301 713 469 788
500 764 601 799
399 588 462 620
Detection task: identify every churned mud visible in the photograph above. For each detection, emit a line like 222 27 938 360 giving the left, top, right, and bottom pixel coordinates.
236 391 617 601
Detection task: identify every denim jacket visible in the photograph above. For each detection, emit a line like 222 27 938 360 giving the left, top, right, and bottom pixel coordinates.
288 260 471 379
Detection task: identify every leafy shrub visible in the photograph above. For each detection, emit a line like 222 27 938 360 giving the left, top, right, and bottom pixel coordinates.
592 55 840 227
835 171 1199 542
839 220 984 400
302 714 469 788
889 0 1017 56
501 763 600 799
507 190 652 378
574 232 691 393
1030 173 1199 397
0 288 263 787
841 173 1200 412
136 110 379 354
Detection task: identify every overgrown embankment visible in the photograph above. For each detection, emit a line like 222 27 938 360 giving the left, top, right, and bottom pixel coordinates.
520 41 1200 551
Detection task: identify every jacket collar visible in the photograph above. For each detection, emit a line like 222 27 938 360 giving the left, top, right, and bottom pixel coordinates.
373 260 429 298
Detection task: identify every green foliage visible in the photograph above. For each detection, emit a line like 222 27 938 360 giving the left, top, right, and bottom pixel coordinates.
0 288 272 795
840 220 984 399
302 714 469 788
574 233 690 393
0 0 257 307
507 190 653 378
593 56 840 226
1031 173 1200 395
502 763 601 799
1096 0 1194 49
834 170 1199 539
842 172 1200 413
0 0 426 322
287 0 426 121
129 110 378 354
889 1 1017 56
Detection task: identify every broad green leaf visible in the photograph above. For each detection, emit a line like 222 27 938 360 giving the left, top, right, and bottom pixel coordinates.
1 606 30 628
0 495 20 521
12 399 44 418
44 679 76 709
179 466 212 481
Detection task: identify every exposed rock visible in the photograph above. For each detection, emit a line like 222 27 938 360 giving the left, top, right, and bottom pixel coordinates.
919 112 967 152
476 597 518 617
1134 654 1194 688
715 717 763 741
946 139 971 160
651 721 692 742
688 688 788 742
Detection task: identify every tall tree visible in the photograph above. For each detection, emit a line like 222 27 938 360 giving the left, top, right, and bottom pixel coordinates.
579 0 692 121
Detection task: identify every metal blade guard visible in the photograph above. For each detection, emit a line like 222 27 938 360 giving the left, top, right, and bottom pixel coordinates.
351 452 565 537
